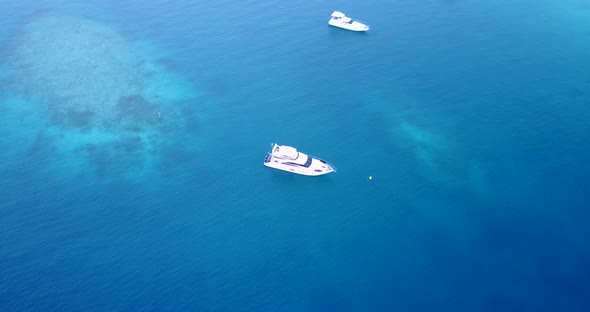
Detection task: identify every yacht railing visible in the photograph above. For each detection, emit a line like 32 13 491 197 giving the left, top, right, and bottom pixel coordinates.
264 153 272 163
315 157 337 173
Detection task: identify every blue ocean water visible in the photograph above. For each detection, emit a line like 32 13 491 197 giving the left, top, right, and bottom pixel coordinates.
1 0 589 310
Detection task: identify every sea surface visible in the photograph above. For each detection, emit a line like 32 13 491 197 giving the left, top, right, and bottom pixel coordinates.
1 0 589 311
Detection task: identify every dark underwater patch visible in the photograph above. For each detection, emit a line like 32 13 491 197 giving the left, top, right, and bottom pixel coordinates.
153 58 179 70
112 135 144 153
50 108 96 129
116 95 159 124
79 143 112 173
67 108 95 128
18 131 59 175
27 131 57 158
72 133 149 177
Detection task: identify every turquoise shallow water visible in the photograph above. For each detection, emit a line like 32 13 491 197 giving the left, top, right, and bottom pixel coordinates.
1 0 590 311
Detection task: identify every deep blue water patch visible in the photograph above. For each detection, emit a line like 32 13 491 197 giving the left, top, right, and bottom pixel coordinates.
1 0 590 311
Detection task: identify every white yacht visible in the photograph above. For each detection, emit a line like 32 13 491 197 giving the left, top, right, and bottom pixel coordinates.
328 11 370 32
264 143 336 176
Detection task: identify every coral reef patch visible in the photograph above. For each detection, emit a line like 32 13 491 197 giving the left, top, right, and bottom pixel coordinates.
2 11 206 179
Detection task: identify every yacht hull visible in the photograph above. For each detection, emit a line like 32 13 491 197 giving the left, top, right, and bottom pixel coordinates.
328 11 369 32
263 144 336 176
328 20 370 32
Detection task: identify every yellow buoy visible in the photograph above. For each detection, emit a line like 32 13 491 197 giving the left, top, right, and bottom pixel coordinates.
368 176 373 181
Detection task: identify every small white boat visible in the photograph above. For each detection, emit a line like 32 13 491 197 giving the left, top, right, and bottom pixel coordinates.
264 143 336 176
328 11 370 32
